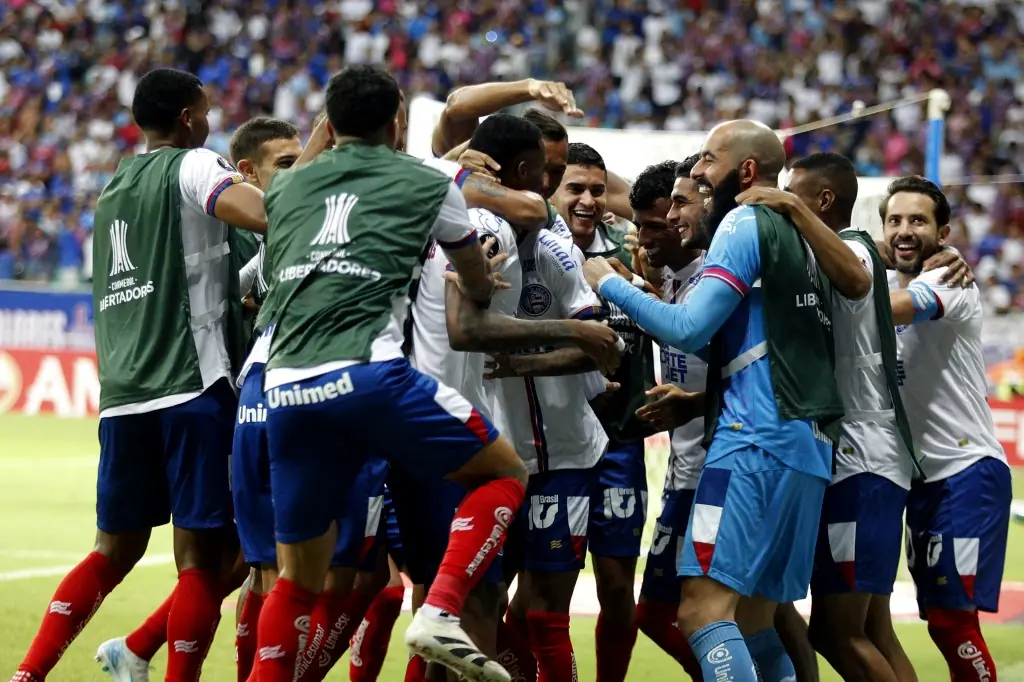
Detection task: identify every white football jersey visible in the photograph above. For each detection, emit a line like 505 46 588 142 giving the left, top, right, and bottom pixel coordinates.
411 208 521 424
889 266 1008 482
497 228 609 473
832 232 915 489
659 255 708 492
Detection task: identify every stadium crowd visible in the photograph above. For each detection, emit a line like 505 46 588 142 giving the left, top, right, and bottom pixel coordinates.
0 0 1023 309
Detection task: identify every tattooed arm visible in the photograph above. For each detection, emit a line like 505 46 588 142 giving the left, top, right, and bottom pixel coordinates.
461 174 549 227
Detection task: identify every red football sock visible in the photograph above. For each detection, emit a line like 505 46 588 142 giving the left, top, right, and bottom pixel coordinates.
926 607 997 681
496 611 537 682
296 588 373 682
636 602 702 680
165 568 222 682
350 584 405 682
424 478 525 616
404 654 428 682
125 588 176 661
253 578 319 682
236 590 264 682
595 611 637 682
16 551 124 680
526 610 577 682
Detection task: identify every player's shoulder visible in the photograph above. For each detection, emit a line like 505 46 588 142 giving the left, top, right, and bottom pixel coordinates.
534 228 581 276
418 155 463 181
182 147 236 173
547 212 573 239
469 207 514 244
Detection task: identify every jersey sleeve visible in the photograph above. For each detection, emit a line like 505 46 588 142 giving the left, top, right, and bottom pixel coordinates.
537 233 605 320
420 157 471 187
430 181 478 249
179 148 246 217
700 205 761 296
906 266 979 324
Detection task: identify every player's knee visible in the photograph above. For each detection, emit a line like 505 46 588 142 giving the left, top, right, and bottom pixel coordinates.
93 528 150 576
595 575 636 623
678 577 736 635
925 606 980 643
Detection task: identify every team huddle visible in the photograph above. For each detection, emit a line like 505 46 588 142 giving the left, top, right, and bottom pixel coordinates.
7 63 1012 682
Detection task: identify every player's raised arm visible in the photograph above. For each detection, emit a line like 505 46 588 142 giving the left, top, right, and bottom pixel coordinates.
461 174 549 227
431 79 582 156
737 186 870 300
588 206 760 353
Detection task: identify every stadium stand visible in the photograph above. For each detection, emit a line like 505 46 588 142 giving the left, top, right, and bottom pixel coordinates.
0 0 1021 310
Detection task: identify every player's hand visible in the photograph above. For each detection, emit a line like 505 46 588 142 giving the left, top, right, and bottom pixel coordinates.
602 211 616 225
606 257 634 280
925 247 975 288
443 237 512 294
242 293 260 313
635 383 701 431
527 79 584 118
484 353 519 379
458 149 501 178
736 187 799 214
567 319 623 376
583 256 618 291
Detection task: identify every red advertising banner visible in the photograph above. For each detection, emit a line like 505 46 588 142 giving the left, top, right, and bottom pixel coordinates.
1 346 1023 468
0 348 100 418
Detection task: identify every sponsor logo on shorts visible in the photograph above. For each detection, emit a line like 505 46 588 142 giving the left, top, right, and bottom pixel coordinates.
267 373 354 409
237 402 267 424
465 506 513 577
957 641 992 680
603 487 636 520
530 495 559 530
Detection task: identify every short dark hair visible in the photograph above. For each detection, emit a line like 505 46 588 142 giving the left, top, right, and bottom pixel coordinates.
567 142 605 170
523 108 568 142
880 175 951 226
229 117 300 165
791 152 859 223
629 160 678 211
324 66 401 139
131 69 205 134
676 153 701 178
469 114 543 171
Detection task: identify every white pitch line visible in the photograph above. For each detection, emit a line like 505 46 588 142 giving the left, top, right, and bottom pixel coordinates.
0 549 88 560
0 553 174 582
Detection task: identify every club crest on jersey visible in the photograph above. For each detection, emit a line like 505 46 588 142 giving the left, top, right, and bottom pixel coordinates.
896 324 909 335
520 283 552 317
216 155 236 172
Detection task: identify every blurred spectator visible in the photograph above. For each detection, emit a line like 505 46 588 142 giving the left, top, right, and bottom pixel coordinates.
0 0 1022 311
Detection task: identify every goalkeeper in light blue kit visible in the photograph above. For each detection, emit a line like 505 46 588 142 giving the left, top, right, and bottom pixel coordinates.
583 120 843 682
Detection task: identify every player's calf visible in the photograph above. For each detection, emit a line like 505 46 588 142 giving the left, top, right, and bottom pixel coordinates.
925 607 997 682
593 555 639 682
810 593 898 682
865 596 918 682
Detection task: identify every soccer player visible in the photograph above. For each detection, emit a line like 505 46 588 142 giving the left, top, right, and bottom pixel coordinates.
490 205 615 682
252 65 526 682
627 157 706 681
582 120 843 682
882 177 1011 682
400 112 621 682
93 116 306 682
550 141 655 682
9 68 268 682
736 153 919 682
